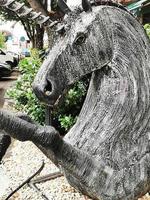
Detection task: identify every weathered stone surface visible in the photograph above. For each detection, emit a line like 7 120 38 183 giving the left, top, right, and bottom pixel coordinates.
0 84 12 162
33 5 150 200
0 133 11 161
0 2 150 200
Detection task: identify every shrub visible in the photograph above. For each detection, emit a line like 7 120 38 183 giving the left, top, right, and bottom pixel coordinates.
53 80 88 134
7 49 45 124
0 32 6 49
144 24 150 39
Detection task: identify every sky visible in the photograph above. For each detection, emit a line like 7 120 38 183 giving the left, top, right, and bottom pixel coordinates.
48 0 81 8
68 0 81 7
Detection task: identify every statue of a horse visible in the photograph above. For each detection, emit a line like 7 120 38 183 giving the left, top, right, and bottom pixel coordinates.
0 0 150 199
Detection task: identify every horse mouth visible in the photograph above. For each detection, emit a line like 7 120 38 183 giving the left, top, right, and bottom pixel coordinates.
33 83 66 108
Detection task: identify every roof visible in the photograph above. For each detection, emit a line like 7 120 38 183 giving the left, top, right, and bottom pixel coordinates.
127 0 150 16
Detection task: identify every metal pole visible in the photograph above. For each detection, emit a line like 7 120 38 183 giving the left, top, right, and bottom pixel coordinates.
45 106 52 125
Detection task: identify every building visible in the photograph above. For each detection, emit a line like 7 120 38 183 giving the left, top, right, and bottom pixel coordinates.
0 20 30 54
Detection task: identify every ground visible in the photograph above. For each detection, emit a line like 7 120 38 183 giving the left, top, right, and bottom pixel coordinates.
2 140 92 200
0 139 149 200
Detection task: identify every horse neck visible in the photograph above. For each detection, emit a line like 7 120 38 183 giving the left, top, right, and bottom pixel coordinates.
110 10 150 73
76 9 150 125
64 9 150 168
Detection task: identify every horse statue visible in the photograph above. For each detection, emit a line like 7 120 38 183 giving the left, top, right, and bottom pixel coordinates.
0 0 150 199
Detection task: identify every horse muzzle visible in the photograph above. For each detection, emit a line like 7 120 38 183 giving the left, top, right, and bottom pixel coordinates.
33 78 61 106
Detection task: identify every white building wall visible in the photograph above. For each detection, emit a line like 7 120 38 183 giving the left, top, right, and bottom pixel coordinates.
0 21 29 54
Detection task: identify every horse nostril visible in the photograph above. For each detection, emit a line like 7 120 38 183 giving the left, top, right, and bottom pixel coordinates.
44 79 53 97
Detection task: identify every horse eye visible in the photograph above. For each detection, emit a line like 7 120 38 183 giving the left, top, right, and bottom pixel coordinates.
74 33 87 45
56 25 66 35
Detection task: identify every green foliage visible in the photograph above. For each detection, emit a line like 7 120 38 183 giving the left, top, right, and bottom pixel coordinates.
59 115 77 132
52 81 88 134
0 32 6 48
144 24 150 39
7 49 45 124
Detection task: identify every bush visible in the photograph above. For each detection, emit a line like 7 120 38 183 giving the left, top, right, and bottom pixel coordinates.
0 32 6 49
144 24 150 39
7 49 45 124
53 80 88 134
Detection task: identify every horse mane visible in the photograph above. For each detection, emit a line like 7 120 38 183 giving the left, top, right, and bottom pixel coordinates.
63 0 134 30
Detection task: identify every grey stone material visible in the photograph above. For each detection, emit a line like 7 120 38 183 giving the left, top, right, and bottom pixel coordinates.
0 1 150 200
0 133 11 161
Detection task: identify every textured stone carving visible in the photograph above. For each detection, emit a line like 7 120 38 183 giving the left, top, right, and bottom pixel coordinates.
0 1 150 199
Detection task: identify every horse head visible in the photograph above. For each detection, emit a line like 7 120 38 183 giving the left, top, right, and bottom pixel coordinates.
33 2 113 105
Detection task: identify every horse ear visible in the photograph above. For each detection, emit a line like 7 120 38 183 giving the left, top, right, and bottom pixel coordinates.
57 0 71 14
82 0 92 12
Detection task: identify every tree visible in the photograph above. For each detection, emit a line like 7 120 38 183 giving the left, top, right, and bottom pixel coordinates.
26 0 48 49
27 0 49 16
26 0 69 48
1 0 69 49
0 0 48 49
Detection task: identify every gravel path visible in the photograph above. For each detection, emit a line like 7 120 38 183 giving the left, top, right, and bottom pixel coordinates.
1 140 90 200
0 139 149 200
